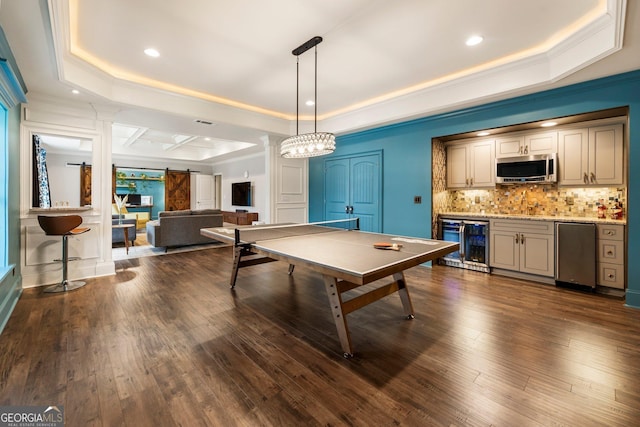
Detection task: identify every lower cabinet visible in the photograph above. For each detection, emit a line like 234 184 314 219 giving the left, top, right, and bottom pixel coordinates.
597 224 625 289
490 219 555 277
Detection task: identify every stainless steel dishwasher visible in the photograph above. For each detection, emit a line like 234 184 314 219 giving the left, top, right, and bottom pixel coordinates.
555 222 597 289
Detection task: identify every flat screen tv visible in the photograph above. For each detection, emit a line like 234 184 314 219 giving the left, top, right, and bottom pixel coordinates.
231 182 252 207
118 193 141 206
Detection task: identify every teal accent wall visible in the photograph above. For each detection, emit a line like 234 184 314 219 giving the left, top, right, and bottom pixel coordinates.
310 124 433 238
0 102 23 333
309 69 640 309
115 170 165 219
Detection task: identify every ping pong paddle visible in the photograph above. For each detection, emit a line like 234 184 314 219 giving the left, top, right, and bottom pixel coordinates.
373 242 402 250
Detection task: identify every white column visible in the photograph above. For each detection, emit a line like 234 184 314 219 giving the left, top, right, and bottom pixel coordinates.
92 104 119 276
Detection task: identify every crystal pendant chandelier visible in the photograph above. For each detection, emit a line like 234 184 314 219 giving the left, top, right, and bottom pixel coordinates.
281 36 336 158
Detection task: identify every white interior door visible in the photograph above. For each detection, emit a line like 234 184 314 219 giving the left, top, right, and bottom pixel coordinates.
195 174 215 210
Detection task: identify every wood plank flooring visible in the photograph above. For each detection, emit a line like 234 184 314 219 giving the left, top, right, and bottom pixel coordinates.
1 245 639 426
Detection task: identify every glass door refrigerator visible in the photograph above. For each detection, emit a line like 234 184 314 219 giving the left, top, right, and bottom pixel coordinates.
439 218 490 273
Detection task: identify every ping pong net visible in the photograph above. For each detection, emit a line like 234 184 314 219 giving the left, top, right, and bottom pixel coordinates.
233 218 360 245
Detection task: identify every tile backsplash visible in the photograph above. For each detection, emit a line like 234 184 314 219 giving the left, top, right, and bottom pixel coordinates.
446 185 626 218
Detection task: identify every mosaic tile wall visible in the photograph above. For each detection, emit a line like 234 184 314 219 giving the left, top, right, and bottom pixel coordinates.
447 186 626 218
431 139 448 234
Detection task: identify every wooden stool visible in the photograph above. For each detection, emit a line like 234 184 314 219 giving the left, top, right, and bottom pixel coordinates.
37 215 90 293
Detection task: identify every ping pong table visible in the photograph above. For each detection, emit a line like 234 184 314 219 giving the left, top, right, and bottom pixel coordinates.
201 219 459 357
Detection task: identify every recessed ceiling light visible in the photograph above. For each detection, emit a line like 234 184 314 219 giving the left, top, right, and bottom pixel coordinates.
305 100 315 106
204 137 211 141
71 89 80 95
477 131 490 137
466 35 484 46
541 121 558 127
144 48 160 58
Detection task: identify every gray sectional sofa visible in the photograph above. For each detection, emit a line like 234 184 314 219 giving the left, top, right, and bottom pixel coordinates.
146 209 223 250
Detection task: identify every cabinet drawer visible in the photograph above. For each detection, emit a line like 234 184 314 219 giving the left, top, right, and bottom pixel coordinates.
598 239 624 264
597 224 624 241
598 262 624 289
491 219 554 235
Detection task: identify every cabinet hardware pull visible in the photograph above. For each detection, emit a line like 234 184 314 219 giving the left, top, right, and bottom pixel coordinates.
607 251 614 256
608 274 615 279
470 177 473 186
459 224 466 260
519 146 523 154
583 172 589 183
590 172 596 183
524 145 528 154
520 234 525 244
515 233 519 244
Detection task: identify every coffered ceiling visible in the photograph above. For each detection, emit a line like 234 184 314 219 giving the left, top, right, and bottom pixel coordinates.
1 0 638 164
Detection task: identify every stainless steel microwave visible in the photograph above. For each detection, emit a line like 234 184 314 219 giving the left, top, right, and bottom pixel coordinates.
495 153 557 184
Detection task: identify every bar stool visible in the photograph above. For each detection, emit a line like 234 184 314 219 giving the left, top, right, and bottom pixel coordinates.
37 215 90 293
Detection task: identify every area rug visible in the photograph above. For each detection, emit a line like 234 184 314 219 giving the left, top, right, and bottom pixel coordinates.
112 230 226 261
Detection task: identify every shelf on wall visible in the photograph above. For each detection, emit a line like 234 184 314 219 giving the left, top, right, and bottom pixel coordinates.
120 177 164 181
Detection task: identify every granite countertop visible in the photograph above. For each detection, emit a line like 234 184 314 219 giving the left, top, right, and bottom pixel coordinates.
439 212 626 225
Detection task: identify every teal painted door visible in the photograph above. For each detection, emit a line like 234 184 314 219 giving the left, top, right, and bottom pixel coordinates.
324 153 381 232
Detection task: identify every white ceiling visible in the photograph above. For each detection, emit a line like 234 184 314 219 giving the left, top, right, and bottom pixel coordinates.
1 0 638 164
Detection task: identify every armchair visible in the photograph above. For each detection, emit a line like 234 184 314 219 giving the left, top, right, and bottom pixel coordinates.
112 203 150 229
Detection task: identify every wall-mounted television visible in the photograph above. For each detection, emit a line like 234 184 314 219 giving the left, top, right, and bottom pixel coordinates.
232 182 252 207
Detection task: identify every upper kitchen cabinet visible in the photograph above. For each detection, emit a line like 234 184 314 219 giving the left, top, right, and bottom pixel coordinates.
558 124 623 186
446 139 495 188
495 132 557 158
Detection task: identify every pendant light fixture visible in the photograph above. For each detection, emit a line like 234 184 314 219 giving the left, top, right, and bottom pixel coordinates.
280 36 336 158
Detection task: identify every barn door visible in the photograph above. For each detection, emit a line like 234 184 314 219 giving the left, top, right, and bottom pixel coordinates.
79 163 91 206
165 169 191 211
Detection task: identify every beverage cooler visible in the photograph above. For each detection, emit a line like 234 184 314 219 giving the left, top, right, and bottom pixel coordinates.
438 218 490 273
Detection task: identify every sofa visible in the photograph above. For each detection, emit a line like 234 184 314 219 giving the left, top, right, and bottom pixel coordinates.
146 209 223 250
112 217 137 246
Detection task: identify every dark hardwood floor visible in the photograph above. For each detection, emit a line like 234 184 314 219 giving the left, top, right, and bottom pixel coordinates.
1 245 639 426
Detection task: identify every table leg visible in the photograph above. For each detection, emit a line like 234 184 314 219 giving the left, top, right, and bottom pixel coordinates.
323 275 354 358
123 228 129 255
230 246 242 288
394 271 415 319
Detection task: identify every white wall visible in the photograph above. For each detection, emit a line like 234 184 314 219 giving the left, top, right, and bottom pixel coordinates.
212 152 266 215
